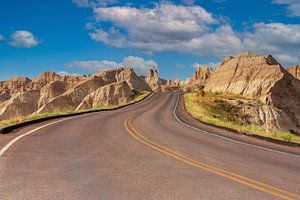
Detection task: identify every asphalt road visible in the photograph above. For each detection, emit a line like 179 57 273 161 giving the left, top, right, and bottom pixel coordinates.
0 92 299 200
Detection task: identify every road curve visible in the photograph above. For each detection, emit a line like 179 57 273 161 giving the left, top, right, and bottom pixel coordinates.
0 92 299 200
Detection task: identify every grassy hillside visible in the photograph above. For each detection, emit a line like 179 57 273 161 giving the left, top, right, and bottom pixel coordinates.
184 92 300 144
0 91 151 128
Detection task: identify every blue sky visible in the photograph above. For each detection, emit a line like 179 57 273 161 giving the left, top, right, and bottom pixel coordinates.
0 0 300 81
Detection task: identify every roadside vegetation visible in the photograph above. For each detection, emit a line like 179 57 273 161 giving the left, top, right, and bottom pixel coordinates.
0 91 151 128
184 92 300 144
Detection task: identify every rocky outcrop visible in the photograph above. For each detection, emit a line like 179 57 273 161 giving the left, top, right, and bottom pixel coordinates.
37 76 105 113
116 68 151 91
204 52 300 134
38 81 67 108
145 68 165 91
183 66 212 92
286 65 300 80
0 90 40 120
191 65 211 85
0 67 164 120
76 81 135 110
0 76 31 100
63 75 88 89
28 71 62 90
241 104 294 131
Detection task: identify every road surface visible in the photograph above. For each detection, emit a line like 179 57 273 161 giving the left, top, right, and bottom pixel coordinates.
0 92 299 200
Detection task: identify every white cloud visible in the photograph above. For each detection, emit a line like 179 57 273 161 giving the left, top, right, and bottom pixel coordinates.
181 0 195 6
191 62 218 69
65 56 157 75
272 0 300 16
9 30 40 48
65 60 120 71
242 23 300 64
0 34 4 41
57 71 81 76
73 0 118 7
84 3 300 65
122 56 158 74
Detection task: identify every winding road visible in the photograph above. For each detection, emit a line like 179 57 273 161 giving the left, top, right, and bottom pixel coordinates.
0 92 299 200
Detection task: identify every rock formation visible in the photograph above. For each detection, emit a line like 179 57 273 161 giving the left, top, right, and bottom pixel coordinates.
116 68 151 91
76 81 135 110
0 76 31 101
28 71 62 90
0 67 161 121
286 65 300 80
37 76 106 113
145 68 165 91
183 65 212 92
204 52 300 134
38 81 67 108
0 90 40 120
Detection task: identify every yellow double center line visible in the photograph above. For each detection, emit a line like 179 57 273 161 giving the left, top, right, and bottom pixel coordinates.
124 111 300 200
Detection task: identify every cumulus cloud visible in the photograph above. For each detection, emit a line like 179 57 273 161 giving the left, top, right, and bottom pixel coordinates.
122 56 158 74
243 23 300 64
65 56 157 75
181 0 195 6
9 30 40 48
57 71 82 76
191 62 219 69
65 60 120 71
272 0 300 16
84 2 300 65
73 0 118 7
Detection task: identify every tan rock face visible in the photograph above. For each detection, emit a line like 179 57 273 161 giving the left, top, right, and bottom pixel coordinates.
63 75 88 89
76 81 135 110
29 71 62 90
204 52 282 101
38 81 67 108
0 76 31 100
93 68 119 84
204 52 300 134
116 68 151 91
183 66 212 92
286 65 300 80
145 68 165 91
0 90 40 120
37 76 105 113
0 67 163 120
191 66 211 85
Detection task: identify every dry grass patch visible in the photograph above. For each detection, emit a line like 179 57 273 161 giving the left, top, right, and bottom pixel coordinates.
184 92 300 144
0 91 151 128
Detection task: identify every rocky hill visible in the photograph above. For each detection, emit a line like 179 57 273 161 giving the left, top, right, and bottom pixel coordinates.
0 67 163 121
203 52 300 134
183 65 211 92
286 65 300 80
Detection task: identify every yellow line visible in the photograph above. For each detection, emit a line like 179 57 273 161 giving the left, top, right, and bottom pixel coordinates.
129 115 300 199
124 114 300 200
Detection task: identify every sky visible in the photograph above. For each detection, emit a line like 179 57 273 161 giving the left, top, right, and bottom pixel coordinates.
0 0 300 81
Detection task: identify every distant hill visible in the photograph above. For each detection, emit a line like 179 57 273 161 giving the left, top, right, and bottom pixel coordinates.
0 67 165 121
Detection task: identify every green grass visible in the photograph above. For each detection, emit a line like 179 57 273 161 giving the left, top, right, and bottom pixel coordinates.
184 92 300 144
0 91 151 128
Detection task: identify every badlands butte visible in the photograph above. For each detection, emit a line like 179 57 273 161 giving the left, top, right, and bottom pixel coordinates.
0 52 300 138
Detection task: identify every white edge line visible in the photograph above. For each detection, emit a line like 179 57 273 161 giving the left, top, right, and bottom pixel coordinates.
0 117 75 157
173 93 300 159
0 93 154 157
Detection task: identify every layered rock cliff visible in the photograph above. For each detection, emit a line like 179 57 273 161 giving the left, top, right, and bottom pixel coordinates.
0 67 161 121
204 52 300 134
183 65 212 92
286 65 300 80
145 68 165 91
76 81 135 110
